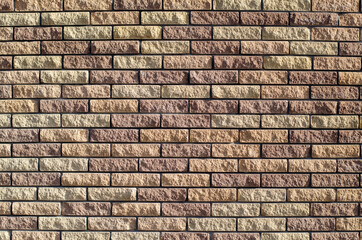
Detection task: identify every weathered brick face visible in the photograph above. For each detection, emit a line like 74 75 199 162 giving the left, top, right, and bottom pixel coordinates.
0 0 361 238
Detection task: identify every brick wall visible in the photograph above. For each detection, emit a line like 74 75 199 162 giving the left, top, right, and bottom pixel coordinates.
0 0 361 239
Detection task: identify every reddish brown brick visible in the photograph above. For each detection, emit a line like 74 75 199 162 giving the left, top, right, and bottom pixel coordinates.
312 233 359 240
90 129 138 142
290 13 338 26
340 130 362 143
162 233 209 240
240 100 288 114
214 56 263 69
190 70 238 84
140 71 188 84
62 202 110 216
114 0 161 9
340 43 362 56
42 41 90 54
90 71 138 84
191 11 239 25
138 188 187 202
40 100 88 113
340 13 362 26
162 203 210 216
12 173 60 186
0 173 10 186
262 174 309 187
112 114 160 128
162 144 211 157
312 28 359 41
0 217 37 230
212 174 260 187
290 130 338 143
13 144 61 157
311 203 358 216
0 57 12 69
312 174 359 187
140 100 188 113
163 26 212 39
338 159 362 172
314 57 361 70
289 101 337 114
0 129 38 142
91 41 139 54
64 56 112 69
190 100 238 113
89 158 138 172
241 12 289 25
162 114 210 128
0 0 13 11
62 85 110 98
139 158 188 172
262 145 310 158
287 218 335 231
15 27 62 40
191 41 239 55
311 86 359 99
262 86 309 99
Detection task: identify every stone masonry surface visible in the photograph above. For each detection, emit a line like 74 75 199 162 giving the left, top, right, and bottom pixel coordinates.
0 0 361 239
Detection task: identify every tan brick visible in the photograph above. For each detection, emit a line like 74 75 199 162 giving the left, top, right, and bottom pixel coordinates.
112 232 159 240
337 189 362 201
0 71 38 84
139 217 185 231
190 129 238 143
238 189 286 202
0 42 39 55
336 218 362 231
141 12 188 25
0 13 39 26
0 100 37 113
241 41 289 55
212 115 260 128
64 0 112 10
40 129 88 142
213 144 259 158
162 174 209 187
91 12 139 25
12 232 59 240
14 56 61 69
38 188 86 201
112 144 160 157
62 84 109 98
162 85 210 98
13 114 60 128
189 188 237 202
90 100 138 113
190 159 238 172
312 145 360 158
42 12 90 25
41 71 88 84
311 116 359 129
64 26 111 40
40 158 88 172
264 56 312 70
112 173 159 187
340 13 362 27
262 115 309 128
240 130 288 143
315 57 361 70
214 0 261 10
214 27 261 40
0 232 9 240
62 114 110 127
0 27 12 40
114 26 161 39
114 56 162 69
113 203 160 216
88 188 136 201
188 218 236 231
263 27 310 40
0 158 37 171
164 56 212 69
62 232 109 240
289 159 337 172
339 72 362 85
164 0 211 9
141 129 188 142
212 85 260 99
238 218 286 231
262 203 309 216
239 159 287 172
142 41 189 54
213 203 259 217
39 217 86 230
291 41 337 55
262 233 309 240
13 85 60 98
62 173 110 186
0 187 36 200
63 144 110 157
112 85 160 98
288 189 336 202
12 202 60 215
312 27 359 41
264 0 311 11
88 217 135 230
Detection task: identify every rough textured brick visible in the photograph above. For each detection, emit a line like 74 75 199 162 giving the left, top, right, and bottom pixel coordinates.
112 144 160 157
12 232 59 240
290 101 337 114
214 27 261 40
241 12 288 25
64 0 112 10
114 26 162 39
314 57 361 70
312 0 359 12
39 217 86 230
262 203 309 216
239 159 288 172
138 188 187 202
312 28 359 41
213 85 260 98
142 41 189 54
290 71 337 85
89 158 137 172
91 12 139 25
311 86 359 99
62 173 110 186
113 203 160 216
62 143 110 157
88 188 136 201
192 12 239 25
290 12 338 26
289 159 337 173
311 116 359 129
115 56 162 69
113 173 160 186
288 189 336 202
189 218 236 231
142 12 188 25
311 203 358 216
114 0 161 9
15 27 62 40
0 13 39 26
13 202 60 215
189 188 237 202
62 114 110 127
264 56 312 70
14 56 61 69
64 56 112 69
164 0 211 10
238 218 286 231
312 145 360 158
190 159 238 172
163 26 212 39
42 12 89 25
264 0 311 11
214 0 261 10
262 144 310 158
139 158 187 172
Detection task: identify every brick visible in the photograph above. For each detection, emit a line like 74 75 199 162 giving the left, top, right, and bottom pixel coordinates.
13 114 60 128
213 144 259 158
64 56 112 69
42 41 90 55
0 217 36 230
15 0 61 11
312 0 358 12
189 188 237 202
0 100 37 113
139 217 185 231
64 0 111 10
189 218 236 231
114 56 162 69
112 114 160 128
91 71 137 84
262 174 309 187
162 203 210 216
288 218 335 231
214 27 261 39
241 41 288 55
39 217 86 230
139 158 188 172
0 27 12 40
64 26 111 40
290 130 338 143
162 174 209 187
241 12 289 25
192 41 239 55
40 100 88 113
262 144 310 158
0 115 10 127
12 172 60 186
162 114 209 128
140 100 188 113
289 101 337 114
314 57 361 70
264 0 311 11
213 203 259 217
42 12 89 25
191 11 239 25
92 41 139 54
114 0 161 9
287 189 336 202
0 42 39 55
191 70 237 84
138 188 187 201
0 57 11 69
114 26 162 39
262 115 309 128
190 159 238 172
142 12 188 25
311 203 358 216
339 72 362 85
0 187 36 200
113 173 159 186
12 232 59 240
336 218 362 231
164 0 211 9
212 233 259 240
191 129 238 143
312 174 359 187
238 218 285 231
0 203 11 215
311 86 358 99
0 71 38 84
340 43 362 56
91 12 139 25
13 202 60 215
263 27 310 40
88 217 136 230
190 100 238 113
142 41 189 54
291 12 338 26
0 144 10 157
62 114 110 127
0 158 37 171
340 14 362 27
340 130 362 143
40 158 88 172
262 203 309 216
113 203 160 216
162 85 210 98
91 129 138 142
63 143 110 157
239 159 288 172
240 100 288 114
0 174 11 186
141 129 188 142
113 232 159 240
262 233 309 240
212 115 260 128
0 0 12 11
62 202 110 216
14 56 61 69
162 144 210 157
337 189 362 201
141 71 188 84
312 28 359 41
264 56 312 70
40 129 88 142
214 0 261 10
62 173 110 186
88 188 136 201
290 71 337 85
164 56 212 69
41 70 88 84
213 85 260 98
15 27 61 40
312 233 359 240
112 144 160 157
311 116 359 129
38 187 86 201
0 86 10 98
212 173 259 187
240 130 287 143
163 26 212 39
62 232 109 240
291 41 337 55
13 85 60 98
0 13 39 26
89 158 137 172
90 100 138 113
289 159 336 172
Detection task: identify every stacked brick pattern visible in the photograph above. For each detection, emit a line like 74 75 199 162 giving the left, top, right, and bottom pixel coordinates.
0 0 362 239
